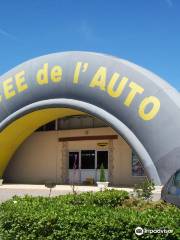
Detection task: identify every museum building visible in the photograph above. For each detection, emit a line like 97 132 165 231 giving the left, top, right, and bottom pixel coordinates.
3 114 146 187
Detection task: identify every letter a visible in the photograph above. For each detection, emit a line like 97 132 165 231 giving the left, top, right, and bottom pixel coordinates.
89 67 106 91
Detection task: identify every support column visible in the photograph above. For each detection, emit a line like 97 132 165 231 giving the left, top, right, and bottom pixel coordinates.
108 139 114 186
61 141 68 184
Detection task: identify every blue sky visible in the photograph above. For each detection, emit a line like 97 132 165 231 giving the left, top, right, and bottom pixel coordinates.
0 0 179 89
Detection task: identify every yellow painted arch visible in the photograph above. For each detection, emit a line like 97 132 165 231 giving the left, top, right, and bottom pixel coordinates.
0 108 84 177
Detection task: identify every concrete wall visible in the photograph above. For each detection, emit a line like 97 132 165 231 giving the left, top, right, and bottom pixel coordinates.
112 138 147 186
3 127 147 186
4 132 60 184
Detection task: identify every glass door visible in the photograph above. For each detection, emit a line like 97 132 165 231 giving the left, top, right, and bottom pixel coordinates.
68 150 109 185
80 150 96 184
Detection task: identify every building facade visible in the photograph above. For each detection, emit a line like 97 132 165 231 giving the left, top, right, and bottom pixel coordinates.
4 115 146 187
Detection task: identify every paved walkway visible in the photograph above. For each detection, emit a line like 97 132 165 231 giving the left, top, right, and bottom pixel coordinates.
0 184 162 202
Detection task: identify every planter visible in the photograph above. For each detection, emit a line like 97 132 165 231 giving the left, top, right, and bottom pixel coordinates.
96 181 109 191
0 179 3 186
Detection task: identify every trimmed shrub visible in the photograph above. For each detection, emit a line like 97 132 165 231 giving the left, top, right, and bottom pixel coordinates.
99 163 106 182
67 189 129 207
0 190 179 239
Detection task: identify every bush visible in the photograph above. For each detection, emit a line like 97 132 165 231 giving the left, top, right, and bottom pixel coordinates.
67 189 129 207
0 190 179 239
133 179 155 200
99 163 106 182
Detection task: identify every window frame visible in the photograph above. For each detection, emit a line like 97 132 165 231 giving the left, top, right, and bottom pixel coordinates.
81 150 96 169
68 151 80 170
97 150 109 169
68 149 109 170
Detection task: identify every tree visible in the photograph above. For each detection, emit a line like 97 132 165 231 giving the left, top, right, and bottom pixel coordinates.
100 163 106 182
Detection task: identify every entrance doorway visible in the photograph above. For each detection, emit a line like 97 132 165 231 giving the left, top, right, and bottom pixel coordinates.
68 150 108 185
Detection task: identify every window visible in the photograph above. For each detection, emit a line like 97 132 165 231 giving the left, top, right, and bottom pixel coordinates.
69 152 79 169
132 152 145 176
68 150 108 170
81 150 95 169
45 121 56 131
57 115 108 130
97 151 108 169
174 170 180 187
36 120 56 131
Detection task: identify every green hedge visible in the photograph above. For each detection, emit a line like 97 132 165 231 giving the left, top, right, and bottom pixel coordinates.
65 188 129 207
0 190 179 240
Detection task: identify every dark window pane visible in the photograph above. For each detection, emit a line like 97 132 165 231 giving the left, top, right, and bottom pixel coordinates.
36 121 56 131
45 121 56 131
132 152 145 176
97 151 108 169
36 126 44 132
81 150 95 169
69 152 79 169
